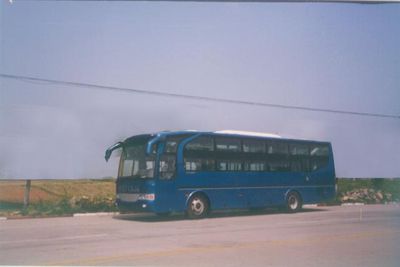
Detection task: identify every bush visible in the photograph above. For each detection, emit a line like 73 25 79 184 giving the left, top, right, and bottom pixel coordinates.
18 195 117 216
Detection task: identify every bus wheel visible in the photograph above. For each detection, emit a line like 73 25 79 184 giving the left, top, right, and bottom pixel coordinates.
187 194 209 219
286 192 302 213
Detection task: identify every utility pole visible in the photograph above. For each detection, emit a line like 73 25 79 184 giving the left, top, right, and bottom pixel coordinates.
24 180 31 208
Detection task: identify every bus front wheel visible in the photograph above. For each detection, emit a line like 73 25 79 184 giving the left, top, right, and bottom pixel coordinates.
286 191 302 213
187 194 209 219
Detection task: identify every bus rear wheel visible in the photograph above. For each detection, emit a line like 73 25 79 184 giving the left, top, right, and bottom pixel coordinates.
286 192 302 213
187 194 209 219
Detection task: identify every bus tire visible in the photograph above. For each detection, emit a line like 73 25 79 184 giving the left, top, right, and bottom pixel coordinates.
187 194 209 219
286 191 302 213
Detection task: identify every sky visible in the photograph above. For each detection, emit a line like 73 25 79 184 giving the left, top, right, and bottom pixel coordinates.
0 1 399 179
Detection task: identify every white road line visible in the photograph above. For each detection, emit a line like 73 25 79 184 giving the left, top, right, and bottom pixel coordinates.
0 233 108 244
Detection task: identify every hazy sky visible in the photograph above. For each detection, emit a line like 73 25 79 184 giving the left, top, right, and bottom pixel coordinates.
1 1 399 179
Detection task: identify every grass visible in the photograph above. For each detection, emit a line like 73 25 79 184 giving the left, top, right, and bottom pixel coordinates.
0 178 117 217
0 178 399 217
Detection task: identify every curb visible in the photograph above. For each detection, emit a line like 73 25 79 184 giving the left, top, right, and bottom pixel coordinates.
0 212 120 220
73 212 119 217
5 214 73 220
303 204 318 208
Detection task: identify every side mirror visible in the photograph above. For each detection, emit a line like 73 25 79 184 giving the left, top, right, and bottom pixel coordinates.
105 149 112 162
104 142 123 162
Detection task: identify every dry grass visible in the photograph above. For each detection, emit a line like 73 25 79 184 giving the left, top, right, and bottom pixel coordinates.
0 179 116 216
0 179 115 204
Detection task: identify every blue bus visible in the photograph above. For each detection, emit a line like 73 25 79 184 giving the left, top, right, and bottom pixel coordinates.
105 130 336 218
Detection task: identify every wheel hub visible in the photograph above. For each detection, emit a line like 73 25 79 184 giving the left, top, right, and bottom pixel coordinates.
289 195 298 209
191 198 204 215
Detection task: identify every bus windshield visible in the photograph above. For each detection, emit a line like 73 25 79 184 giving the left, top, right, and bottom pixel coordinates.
119 143 155 178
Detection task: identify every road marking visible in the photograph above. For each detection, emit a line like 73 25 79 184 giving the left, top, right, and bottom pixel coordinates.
0 234 108 244
46 230 400 266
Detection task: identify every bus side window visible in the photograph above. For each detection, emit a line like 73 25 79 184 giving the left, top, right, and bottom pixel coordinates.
165 134 194 153
267 141 288 155
310 144 329 171
310 145 329 156
159 155 176 179
151 142 158 154
185 136 214 151
215 138 241 152
244 162 266 171
243 139 265 153
268 159 290 172
289 143 309 156
165 140 178 153
184 159 215 172
217 161 242 171
290 158 310 172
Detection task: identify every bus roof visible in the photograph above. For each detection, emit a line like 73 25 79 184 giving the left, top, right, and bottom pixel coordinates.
143 130 329 145
214 130 281 138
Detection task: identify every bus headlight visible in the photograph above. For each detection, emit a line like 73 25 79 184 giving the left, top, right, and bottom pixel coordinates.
138 194 155 201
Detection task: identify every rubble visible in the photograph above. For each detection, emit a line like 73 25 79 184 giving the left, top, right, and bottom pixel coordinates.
340 188 395 204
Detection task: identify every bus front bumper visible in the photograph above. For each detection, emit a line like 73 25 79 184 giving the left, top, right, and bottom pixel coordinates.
115 193 156 212
116 199 154 212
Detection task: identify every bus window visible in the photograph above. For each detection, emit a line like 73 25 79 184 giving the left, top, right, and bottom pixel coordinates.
310 158 329 171
243 139 265 153
217 161 242 171
165 140 178 153
244 162 266 171
267 141 288 155
184 158 215 172
289 143 309 155
119 144 155 178
165 134 193 153
185 160 201 172
159 155 176 179
122 159 134 177
310 145 329 156
268 158 290 172
150 142 158 154
310 144 329 171
290 158 310 172
185 136 214 151
215 138 241 152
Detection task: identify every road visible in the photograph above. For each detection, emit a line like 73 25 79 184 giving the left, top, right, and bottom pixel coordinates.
1 205 399 266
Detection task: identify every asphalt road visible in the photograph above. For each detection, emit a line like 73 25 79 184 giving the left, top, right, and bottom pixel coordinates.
1 205 399 266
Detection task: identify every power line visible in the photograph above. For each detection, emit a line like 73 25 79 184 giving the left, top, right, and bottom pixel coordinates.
1 73 399 119
16 0 396 4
